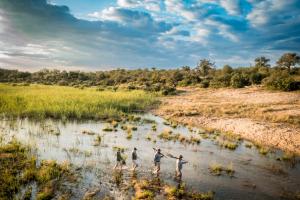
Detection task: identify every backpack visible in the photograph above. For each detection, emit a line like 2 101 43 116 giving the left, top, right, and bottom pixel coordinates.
132 151 137 160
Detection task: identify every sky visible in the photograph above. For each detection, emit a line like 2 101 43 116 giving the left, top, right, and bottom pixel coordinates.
0 0 299 71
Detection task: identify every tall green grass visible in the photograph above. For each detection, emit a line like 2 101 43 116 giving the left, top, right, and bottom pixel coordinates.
0 84 158 120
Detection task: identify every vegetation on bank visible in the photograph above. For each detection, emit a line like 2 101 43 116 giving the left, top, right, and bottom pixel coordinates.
132 177 214 200
0 84 157 120
0 53 299 92
0 140 75 199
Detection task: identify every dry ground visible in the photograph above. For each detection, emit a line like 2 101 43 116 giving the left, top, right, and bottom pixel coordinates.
153 86 300 154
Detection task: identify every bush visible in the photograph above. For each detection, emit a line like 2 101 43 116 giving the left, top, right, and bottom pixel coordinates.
250 73 264 84
199 80 209 88
263 72 299 91
230 73 249 88
161 86 176 95
210 74 231 88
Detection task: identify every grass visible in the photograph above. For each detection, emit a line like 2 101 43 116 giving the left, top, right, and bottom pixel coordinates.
259 147 269 155
0 84 158 120
224 162 235 177
93 135 102 146
102 126 114 132
82 130 96 135
112 146 127 152
157 129 201 145
0 140 75 199
245 143 252 148
151 124 157 131
164 183 214 200
209 162 235 177
209 163 223 176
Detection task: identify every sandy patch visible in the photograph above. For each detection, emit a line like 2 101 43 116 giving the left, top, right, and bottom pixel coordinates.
153 87 300 154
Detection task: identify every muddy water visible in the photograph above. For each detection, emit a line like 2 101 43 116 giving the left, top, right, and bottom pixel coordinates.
0 114 299 200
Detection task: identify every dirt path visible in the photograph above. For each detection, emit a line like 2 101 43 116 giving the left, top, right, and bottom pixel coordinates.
153 87 300 154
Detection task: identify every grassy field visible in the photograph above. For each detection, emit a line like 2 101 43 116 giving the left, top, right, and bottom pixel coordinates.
0 84 158 120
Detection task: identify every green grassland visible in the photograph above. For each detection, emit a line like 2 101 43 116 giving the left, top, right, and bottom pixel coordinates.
0 84 158 120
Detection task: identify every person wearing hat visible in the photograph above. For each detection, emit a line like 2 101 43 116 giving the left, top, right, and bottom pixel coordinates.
131 147 138 171
153 148 165 174
175 155 188 179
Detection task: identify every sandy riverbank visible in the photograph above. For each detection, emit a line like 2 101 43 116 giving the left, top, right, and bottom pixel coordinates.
153 86 300 154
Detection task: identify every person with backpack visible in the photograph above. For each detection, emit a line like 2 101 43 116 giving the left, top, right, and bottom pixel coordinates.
113 148 125 170
131 147 138 171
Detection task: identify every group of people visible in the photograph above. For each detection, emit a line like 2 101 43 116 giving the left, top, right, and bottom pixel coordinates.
113 147 188 179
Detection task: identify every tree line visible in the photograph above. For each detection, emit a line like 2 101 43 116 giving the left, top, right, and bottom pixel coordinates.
0 52 299 94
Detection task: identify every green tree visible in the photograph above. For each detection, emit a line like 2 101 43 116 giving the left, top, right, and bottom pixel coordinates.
276 53 300 72
222 65 233 74
196 59 215 77
255 56 270 68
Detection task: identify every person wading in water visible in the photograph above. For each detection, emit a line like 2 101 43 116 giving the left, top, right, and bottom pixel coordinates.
153 148 165 175
131 147 138 171
113 148 125 170
175 155 188 180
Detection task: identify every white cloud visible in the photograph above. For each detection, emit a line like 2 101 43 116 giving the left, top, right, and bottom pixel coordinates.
220 0 241 15
190 28 210 43
205 19 239 42
117 0 137 8
247 0 299 27
246 1 269 27
89 7 123 22
116 0 161 12
164 0 197 21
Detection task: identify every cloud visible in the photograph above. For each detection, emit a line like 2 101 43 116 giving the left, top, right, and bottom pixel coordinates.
164 0 197 21
88 7 172 33
117 0 161 12
247 0 300 27
0 0 299 70
220 0 242 15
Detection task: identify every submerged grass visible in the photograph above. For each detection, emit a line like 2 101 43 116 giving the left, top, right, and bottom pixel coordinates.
0 84 158 120
209 162 235 177
0 140 75 199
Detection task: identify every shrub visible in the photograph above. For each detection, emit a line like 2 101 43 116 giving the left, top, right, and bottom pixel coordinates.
263 71 299 91
199 80 209 88
210 74 231 88
161 86 176 95
250 73 264 84
230 73 249 88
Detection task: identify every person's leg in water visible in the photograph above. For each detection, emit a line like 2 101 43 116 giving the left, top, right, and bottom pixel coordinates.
153 161 158 174
114 161 122 170
176 169 182 180
156 162 161 174
132 160 138 171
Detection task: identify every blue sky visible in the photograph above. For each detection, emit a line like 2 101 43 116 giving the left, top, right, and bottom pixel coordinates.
0 0 299 71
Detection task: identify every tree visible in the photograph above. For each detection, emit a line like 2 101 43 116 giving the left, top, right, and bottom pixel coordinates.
222 65 233 74
196 59 215 77
276 53 300 72
255 56 270 68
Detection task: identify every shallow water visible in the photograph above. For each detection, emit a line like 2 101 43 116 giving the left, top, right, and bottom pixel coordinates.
0 114 299 200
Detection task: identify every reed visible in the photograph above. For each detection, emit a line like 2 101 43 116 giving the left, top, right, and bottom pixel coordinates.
0 84 157 120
